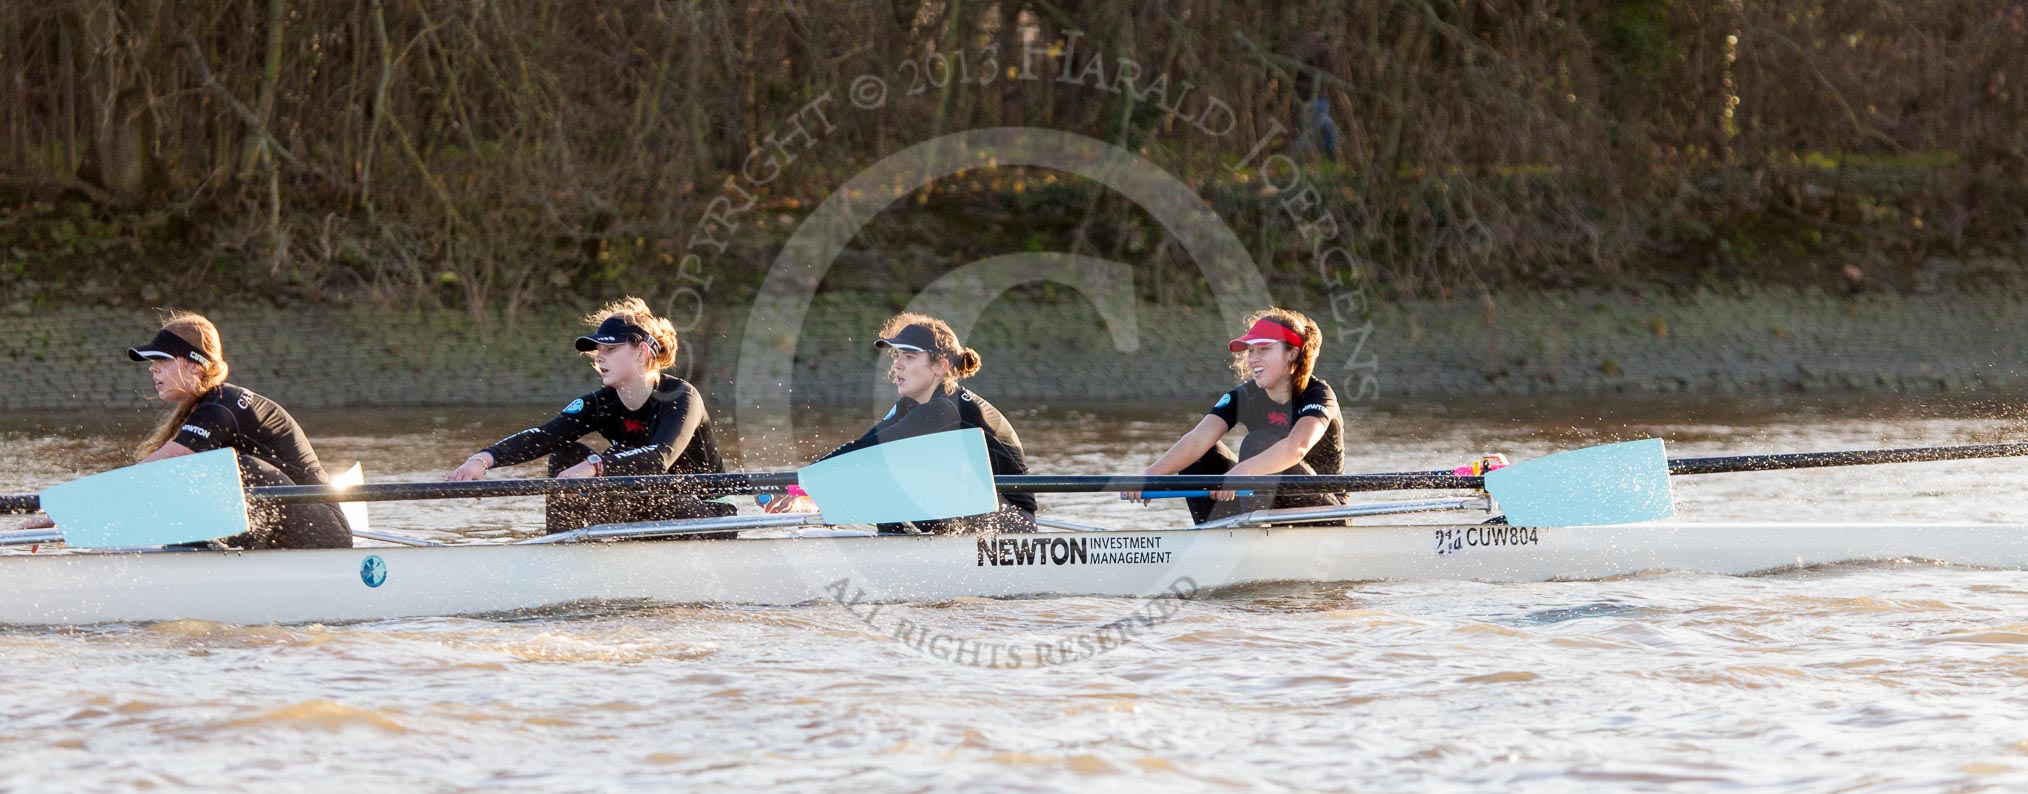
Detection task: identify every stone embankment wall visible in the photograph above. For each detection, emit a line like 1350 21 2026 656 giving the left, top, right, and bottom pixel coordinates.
0 290 2021 414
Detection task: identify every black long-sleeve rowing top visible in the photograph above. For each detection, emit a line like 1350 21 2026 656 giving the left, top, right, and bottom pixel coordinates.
483 375 726 477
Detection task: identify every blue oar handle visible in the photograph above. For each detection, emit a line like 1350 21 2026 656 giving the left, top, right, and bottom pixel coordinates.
1124 490 1255 500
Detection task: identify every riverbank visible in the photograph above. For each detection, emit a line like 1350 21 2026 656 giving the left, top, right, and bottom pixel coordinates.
2 288 2022 415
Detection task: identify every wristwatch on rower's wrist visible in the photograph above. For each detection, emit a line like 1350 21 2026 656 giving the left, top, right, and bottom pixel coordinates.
585 453 603 476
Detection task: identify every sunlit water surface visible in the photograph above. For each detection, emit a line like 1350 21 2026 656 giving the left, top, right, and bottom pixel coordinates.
5 396 2028 792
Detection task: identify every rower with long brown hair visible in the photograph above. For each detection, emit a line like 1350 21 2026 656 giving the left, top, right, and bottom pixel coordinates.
446 297 733 535
1130 307 1347 524
17 311 353 548
765 312 1036 535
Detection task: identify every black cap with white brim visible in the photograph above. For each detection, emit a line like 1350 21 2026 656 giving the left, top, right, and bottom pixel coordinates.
126 329 211 366
873 324 941 354
574 316 660 353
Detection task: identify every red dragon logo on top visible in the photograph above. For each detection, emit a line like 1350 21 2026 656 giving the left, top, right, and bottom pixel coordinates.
1267 410 1291 427
621 418 649 435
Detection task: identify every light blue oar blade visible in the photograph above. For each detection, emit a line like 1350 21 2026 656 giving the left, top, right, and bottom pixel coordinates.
40 449 250 547
799 428 997 525
1484 438 1674 527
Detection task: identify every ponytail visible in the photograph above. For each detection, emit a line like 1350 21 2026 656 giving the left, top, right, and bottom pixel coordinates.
951 347 982 381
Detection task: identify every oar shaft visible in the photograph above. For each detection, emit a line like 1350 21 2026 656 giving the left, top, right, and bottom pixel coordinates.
254 471 803 505
0 472 1473 513
1667 442 2028 475
6 441 2027 514
997 474 1478 493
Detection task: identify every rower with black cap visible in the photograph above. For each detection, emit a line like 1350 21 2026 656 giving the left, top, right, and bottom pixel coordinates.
764 312 1037 535
446 297 733 535
15 310 353 548
1128 307 1348 524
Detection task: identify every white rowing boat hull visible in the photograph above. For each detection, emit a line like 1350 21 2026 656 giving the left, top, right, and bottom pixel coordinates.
4 522 2027 626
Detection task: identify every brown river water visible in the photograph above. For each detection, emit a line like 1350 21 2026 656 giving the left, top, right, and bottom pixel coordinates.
4 396 2028 792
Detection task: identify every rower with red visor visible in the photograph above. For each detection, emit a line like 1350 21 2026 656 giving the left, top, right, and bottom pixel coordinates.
1128 308 1348 524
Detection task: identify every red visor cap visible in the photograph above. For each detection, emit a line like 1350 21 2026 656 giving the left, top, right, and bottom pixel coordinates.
1227 319 1305 353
